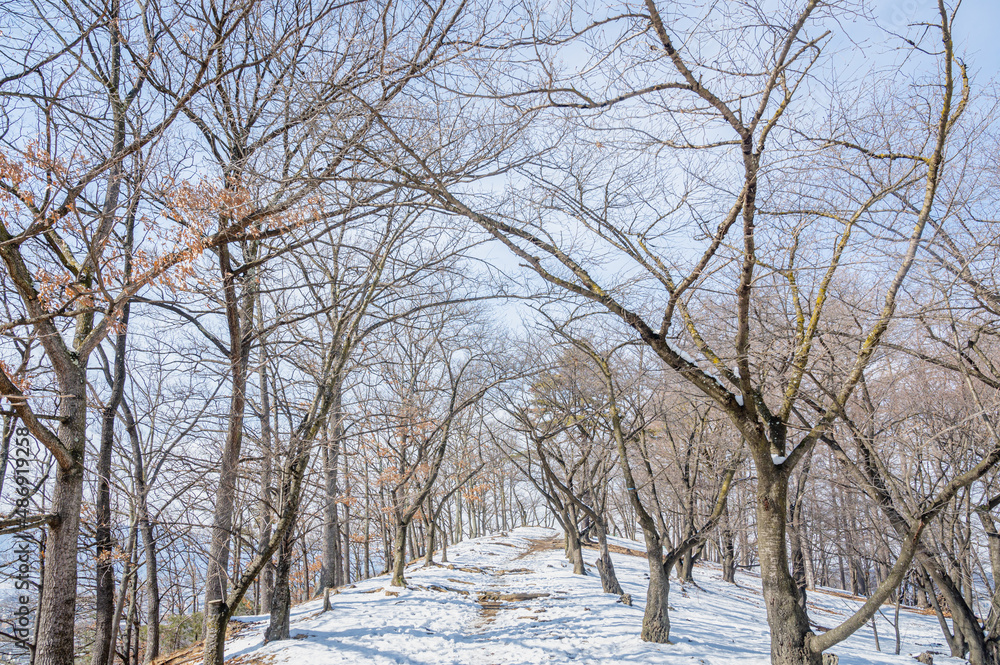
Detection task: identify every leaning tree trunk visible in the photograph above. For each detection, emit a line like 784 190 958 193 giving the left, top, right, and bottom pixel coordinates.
978 507 1000 664
921 554 981 661
203 428 314 665
594 521 623 596
923 574 967 658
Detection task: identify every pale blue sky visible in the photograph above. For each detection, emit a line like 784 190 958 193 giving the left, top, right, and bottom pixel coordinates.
951 0 998 78
895 0 999 80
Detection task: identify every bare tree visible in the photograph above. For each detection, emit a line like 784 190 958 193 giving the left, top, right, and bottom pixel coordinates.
503 341 625 591
0 0 267 659
371 1 979 661
366 310 504 588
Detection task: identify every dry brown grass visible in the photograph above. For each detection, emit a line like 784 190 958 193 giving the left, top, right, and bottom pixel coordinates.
152 621 250 665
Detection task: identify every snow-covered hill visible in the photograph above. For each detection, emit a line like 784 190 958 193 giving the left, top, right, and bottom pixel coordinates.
218 527 960 665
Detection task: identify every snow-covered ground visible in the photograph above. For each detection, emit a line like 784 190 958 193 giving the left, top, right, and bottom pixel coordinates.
221 527 961 665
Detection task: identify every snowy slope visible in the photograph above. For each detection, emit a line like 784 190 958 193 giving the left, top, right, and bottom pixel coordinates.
220 527 961 665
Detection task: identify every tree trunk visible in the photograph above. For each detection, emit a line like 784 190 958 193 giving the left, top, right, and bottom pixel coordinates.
322 381 343 590
0 415 12 505
117 381 160 664
982 514 1000 664
922 570 965 658
127 565 139 665
203 242 253 650
788 508 808 610
204 426 314 664
640 528 670 643
558 504 586 575
34 381 87 665
721 505 736 584
441 521 449 563
722 536 736 583
92 313 129 665
424 507 437 566
256 320 275 615
565 523 586 575
300 532 310 601
409 522 419 561
91 447 115 665
755 462 820 665
679 545 700 583
342 450 351 584
106 517 138 665
594 521 623 596
264 525 294 642
139 511 159 663
921 557 979 661
390 522 408 587
123 399 160 664
789 449 814 607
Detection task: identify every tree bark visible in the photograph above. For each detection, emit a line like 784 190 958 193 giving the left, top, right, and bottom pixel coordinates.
139 505 159 663
203 241 254 648
721 504 736 584
594 521 624 596
322 379 344 589
754 460 820 665
256 361 275 614
563 514 586 576
390 522 408 587
34 376 87 665
203 425 314 664
424 502 437 566
264 524 295 642
92 310 129 665
641 529 670 643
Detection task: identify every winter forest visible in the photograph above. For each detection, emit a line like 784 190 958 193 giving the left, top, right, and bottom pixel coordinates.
0 0 998 664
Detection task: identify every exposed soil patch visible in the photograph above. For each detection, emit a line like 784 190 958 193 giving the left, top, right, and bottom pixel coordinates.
516 534 646 561
478 591 550 603
227 654 277 665
495 568 534 576
443 563 495 574
152 621 250 665
476 591 550 620
514 535 563 560
423 583 470 596
471 538 560 628
582 542 647 558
